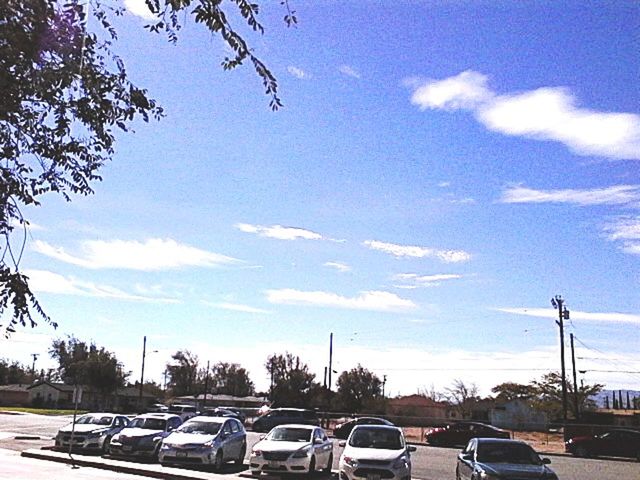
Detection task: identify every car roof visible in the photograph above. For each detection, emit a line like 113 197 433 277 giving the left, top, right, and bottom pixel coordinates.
351 424 402 433
475 438 528 445
272 423 318 430
135 412 180 420
81 412 118 417
186 416 228 424
272 407 315 412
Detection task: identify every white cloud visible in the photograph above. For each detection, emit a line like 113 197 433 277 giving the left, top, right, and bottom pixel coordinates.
287 66 308 79
437 181 451 188
204 301 270 314
32 238 238 270
123 0 156 20
265 289 417 312
363 240 471 263
339 65 361 79
324 261 351 272
496 307 640 325
409 71 640 160
394 273 463 287
24 269 179 303
410 70 493 111
235 223 325 241
603 216 640 255
500 184 640 206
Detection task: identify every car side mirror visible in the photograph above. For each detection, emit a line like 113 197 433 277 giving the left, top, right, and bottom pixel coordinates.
259 435 266 440
542 458 551 464
460 453 473 462
407 445 417 452
314 438 323 445
338 441 346 447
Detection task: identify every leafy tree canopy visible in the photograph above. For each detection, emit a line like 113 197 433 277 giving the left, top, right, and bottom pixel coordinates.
335 364 382 413
265 352 318 408
1 0 291 336
211 361 255 397
165 349 200 396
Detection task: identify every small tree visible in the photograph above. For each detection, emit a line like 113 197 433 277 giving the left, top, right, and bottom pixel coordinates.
446 379 479 419
335 365 383 413
211 362 255 397
165 350 201 396
265 352 318 408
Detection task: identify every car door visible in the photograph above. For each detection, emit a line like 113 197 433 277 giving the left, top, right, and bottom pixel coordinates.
312 428 331 468
221 420 237 460
456 439 476 480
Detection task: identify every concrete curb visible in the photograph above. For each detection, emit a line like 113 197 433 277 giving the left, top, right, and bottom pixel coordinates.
20 448 234 480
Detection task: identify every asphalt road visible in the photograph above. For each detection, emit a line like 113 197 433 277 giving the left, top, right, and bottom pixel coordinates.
1 413 639 480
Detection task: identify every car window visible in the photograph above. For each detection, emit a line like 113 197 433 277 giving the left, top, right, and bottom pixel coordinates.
230 420 239 433
178 421 222 435
350 428 403 449
267 427 312 442
129 418 167 430
476 443 541 465
223 421 232 434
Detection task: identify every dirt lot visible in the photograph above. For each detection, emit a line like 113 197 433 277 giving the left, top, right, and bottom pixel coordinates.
402 426 565 454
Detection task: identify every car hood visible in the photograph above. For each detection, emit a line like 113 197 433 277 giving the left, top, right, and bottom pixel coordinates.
59 424 110 434
255 440 312 452
479 462 554 478
343 446 405 462
164 432 217 446
118 428 163 438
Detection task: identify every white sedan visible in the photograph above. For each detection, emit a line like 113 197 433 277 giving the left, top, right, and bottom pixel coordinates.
250 424 333 476
339 425 416 480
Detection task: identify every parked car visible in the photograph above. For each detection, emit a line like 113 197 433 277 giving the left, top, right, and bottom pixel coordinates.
218 406 247 424
456 438 558 480
339 424 416 480
250 424 333 475
202 407 246 424
55 413 130 453
107 413 182 459
147 403 168 413
333 417 394 440
167 404 199 421
565 428 640 460
425 421 510 447
252 408 320 433
159 416 246 469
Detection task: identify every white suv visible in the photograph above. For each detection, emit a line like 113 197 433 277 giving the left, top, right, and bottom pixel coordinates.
167 404 199 421
339 425 416 480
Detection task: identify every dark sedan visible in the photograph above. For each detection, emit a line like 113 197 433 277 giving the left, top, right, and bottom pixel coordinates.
565 428 640 460
333 416 394 439
456 438 558 480
425 421 511 447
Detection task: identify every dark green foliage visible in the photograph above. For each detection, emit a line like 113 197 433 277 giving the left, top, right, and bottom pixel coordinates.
265 352 318 408
335 365 383 413
165 349 200 396
0 357 35 384
211 361 255 397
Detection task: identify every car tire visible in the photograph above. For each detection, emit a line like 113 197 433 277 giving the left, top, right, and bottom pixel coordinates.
323 453 333 474
236 443 246 465
102 436 112 454
251 471 261 477
214 450 224 471
308 456 316 476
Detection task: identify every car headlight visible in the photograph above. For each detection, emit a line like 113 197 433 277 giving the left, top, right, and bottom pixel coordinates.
251 449 262 457
292 446 311 458
342 456 358 467
87 431 105 439
392 455 408 469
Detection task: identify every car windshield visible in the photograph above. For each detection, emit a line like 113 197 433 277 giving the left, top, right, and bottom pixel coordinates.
267 427 312 442
349 428 403 449
476 443 541 465
177 421 222 435
75 415 112 425
128 418 167 430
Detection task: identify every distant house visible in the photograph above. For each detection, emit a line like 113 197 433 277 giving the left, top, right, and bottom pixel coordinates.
387 394 451 426
27 381 155 411
0 384 30 407
490 399 548 431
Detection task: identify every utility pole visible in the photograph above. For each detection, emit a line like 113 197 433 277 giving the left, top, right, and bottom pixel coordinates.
328 332 333 391
551 295 570 423
31 353 39 376
570 333 579 420
203 361 210 410
139 336 146 411
382 375 387 397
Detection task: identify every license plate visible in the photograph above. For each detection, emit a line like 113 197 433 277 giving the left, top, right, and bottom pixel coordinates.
122 446 133 452
268 461 279 468
367 475 381 480
177 451 187 457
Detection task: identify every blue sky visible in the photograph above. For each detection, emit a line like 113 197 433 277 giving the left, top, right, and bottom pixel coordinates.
2 0 639 397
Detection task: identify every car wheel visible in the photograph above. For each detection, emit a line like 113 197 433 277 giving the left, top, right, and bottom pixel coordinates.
214 450 224 471
102 436 112 455
574 446 589 457
236 443 246 465
250 471 261 477
307 456 316 476
323 453 333 474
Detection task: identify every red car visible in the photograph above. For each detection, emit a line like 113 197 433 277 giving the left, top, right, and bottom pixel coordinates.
565 429 640 460
425 421 510 447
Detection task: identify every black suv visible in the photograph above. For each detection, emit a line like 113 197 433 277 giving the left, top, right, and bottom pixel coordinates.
251 408 320 432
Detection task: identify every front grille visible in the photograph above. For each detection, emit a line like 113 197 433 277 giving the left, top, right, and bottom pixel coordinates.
263 451 293 461
359 460 390 466
62 435 86 442
354 468 395 479
119 436 139 446
162 456 203 464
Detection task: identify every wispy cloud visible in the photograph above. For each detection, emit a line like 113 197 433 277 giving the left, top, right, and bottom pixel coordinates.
324 261 351 272
409 70 640 160
394 273 463 287
266 289 417 312
123 0 155 20
496 307 640 325
603 216 640 255
500 184 640 206
33 238 238 270
287 66 309 79
339 65 361 79
25 269 179 303
235 223 330 241
203 301 270 314
364 240 471 263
